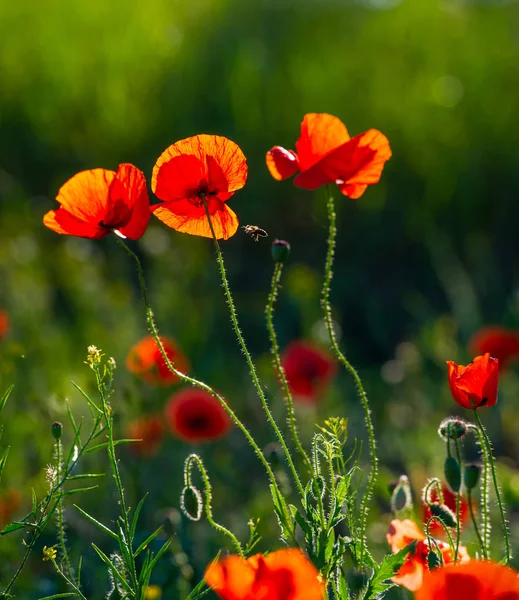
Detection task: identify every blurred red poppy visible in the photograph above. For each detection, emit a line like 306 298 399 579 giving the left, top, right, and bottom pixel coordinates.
469 326 519 372
204 548 324 600
387 519 469 592
165 388 231 443
126 336 189 386
127 415 165 456
151 135 247 240
0 490 21 527
446 353 499 409
422 483 470 537
281 341 336 403
0 310 9 340
416 561 519 600
43 164 150 239
266 113 391 199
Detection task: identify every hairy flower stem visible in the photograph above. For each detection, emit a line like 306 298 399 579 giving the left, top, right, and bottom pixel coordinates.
201 200 305 499
467 489 486 559
265 262 312 474
322 188 377 562
115 238 294 535
453 437 462 562
473 408 511 563
55 439 74 581
469 424 491 554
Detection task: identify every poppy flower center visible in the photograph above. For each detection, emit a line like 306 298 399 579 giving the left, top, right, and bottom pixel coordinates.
185 414 210 432
187 179 220 207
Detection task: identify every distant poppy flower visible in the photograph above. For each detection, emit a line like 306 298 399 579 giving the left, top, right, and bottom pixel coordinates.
127 415 165 456
281 341 336 403
165 388 231 443
266 113 391 199
152 135 247 240
43 164 150 239
126 336 189 386
0 310 9 340
416 561 519 600
0 490 21 527
387 519 469 592
423 483 470 537
469 326 519 372
446 353 499 409
204 548 324 600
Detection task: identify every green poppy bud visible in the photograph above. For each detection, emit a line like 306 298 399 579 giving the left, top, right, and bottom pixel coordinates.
428 503 457 528
444 456 461 493
271 239 290 263
464 464 481 491
51 421 63 440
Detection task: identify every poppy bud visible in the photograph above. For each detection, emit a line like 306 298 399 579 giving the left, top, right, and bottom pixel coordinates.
271 239 290 263
464 464 481 491
51 421 63 440
438 417 467 441
428 503 457 528
390 475 413 513
427 548 441 570
444 457 461 493
180 486 203 522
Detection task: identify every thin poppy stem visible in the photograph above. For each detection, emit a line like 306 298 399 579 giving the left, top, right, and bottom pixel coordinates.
115 237 294 538
265 261 312 474
200 200 305 500
472 408 511 563
322 187 377 563
453 436 462 562
55 438 74 582
425 516 455 557
467 489 487 559
468 423 491 555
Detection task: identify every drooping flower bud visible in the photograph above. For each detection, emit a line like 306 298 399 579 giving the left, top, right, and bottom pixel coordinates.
428 503 457 528
438 417 468 441
464 464 481 491
427 548 441 570
444 456 461 493
51 421 63 440
271 239 290 263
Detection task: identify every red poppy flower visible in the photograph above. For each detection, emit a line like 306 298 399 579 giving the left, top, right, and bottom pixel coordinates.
204 548 324 600
126 336 190 386
127 415 165 456
446 353 499 409
0 310 9 340
43 164 150 239
165 388 231 443
422 483 470 537
0 490 21 527
469 326 519 372
386 519 469 592
416 561 519 600
281 341 336 403
151 135 247 240
266 113 391 199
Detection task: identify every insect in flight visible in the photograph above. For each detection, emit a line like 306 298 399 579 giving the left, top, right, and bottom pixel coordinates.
242 225 268 242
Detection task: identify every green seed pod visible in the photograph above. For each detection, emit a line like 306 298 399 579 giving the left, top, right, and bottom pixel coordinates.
444 456 461 493
427 548 441 570
464 464 481 491
271 239 290 263
428 503 457 528
51 421 63 440
390 475 413 513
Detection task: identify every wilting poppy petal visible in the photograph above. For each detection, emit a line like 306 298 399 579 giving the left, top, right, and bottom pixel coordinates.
127 416 165 456
266 147 299 181
447 353 499 409
43 165 150 240
423 483 471 537
281 340 336 403
469 326 519 371
205 549 324 600
416 561 519 600
295 113 350 172
165 388 231 443
0 310 10 340
126 336 189 386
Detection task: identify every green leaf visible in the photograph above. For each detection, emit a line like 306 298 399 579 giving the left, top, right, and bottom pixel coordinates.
140 538 172 581
0 385 14 414
31 488 38 514
185 578 211 600
38 594 77 599
133 526 163 558
61 485 98 497
289 505 311 538
0 447 9 481
130 492 149 540
66 473 105 481
71 381 103 415
74 505 118 540
0 521 27 535
91 544 133 596
66 400 78 436
366 540 417 599
84 439 140 454
324 529 336 563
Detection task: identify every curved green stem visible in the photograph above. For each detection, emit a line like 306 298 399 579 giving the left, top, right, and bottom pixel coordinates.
115 238 293 537
321 188 377 561
265 262 312 474
200 200 304 499
473 408 511 563
425 516 455 558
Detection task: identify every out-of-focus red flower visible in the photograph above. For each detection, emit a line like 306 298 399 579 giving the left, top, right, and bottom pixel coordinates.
469 326 519 372
416 561 519 600
386 519 469 592
151 135 247 240
126 336 189 386
281 341 336 403
423 483 470 537
127 415 165 456
204 548 324 600
0 310 9 340
43 164 150 239
165 388 231 443
266 113 391 199
446 353 499 409
0 490 21 527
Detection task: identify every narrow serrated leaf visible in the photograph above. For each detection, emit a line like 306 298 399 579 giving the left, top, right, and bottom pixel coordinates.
84 439 140 454
142 538 172 578
71 381 103 415
66 473 105 481
130 493 149 540
0 447 9 481
66 400 78 435
0 521 27 535
91 544 133 595
133 526 163 558
74 505 118 540
0 385 14 413
62 485 98 497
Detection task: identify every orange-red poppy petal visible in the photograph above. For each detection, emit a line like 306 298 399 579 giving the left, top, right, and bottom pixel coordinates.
266 147 299 180
469 326 519 371
56 169 116 224
152 135 247 199
205 555 256 600
153 198 239 240
295 113 350 171
43 208 109 239
111 164 151 240
447 353 499 409
259 549 324 600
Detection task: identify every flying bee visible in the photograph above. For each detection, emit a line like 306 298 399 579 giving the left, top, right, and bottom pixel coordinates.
242 225 268 242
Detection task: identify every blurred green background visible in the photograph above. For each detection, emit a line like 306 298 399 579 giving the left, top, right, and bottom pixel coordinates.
1 0 519 597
